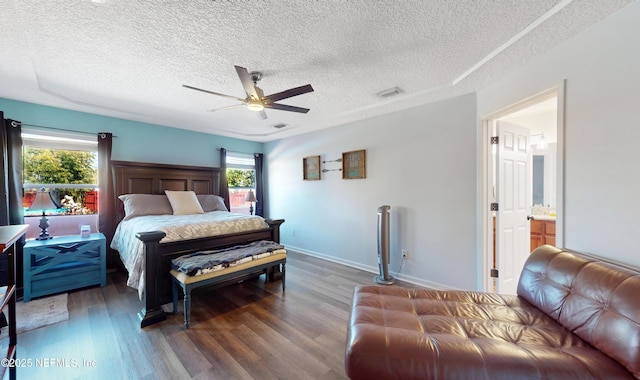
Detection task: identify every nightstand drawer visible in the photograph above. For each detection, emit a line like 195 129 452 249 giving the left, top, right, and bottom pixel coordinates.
23 233 106 302
31 265 102 294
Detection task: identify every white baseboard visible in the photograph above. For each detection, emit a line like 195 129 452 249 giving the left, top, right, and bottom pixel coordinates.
284 245 454 291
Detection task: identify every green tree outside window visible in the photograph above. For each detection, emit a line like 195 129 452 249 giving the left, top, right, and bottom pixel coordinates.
226 169 255 188
23 147 97 213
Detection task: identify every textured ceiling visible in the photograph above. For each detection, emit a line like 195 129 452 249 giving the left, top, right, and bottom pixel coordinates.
0 0 634 142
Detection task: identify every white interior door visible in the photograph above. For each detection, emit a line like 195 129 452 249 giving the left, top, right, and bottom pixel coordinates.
496 121 531 294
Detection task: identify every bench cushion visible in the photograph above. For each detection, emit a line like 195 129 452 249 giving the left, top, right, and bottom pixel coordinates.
171 240 285 276
171 251 286 285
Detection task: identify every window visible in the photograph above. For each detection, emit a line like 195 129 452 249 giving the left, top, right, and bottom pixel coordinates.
226 152 255 214
22 129 98 216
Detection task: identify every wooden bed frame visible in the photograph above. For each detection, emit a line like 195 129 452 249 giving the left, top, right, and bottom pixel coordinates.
111 160 284 328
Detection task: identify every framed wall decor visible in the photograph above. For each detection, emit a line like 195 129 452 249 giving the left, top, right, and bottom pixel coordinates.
303 155 321 180
342 149 366 179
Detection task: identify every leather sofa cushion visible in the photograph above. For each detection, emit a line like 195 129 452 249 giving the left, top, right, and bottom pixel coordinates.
346 285 634 379
518 245 640 377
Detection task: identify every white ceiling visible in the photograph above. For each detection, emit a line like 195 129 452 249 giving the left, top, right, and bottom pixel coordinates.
0 1 634 142
500 97 558 144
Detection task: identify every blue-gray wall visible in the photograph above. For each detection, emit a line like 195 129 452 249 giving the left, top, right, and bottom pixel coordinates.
0 98 261 167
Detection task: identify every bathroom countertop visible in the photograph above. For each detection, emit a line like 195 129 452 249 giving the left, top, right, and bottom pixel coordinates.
529 215 556 221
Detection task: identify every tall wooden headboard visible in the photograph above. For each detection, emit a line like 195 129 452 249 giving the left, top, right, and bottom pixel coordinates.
111 160 222 223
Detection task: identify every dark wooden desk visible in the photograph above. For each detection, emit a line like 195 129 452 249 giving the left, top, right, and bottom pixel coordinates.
0 224 28 380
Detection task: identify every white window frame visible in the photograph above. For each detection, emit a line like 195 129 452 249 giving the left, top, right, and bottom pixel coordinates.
22 127 99 218
225 152 256 215
226 151 255 170
22 129 98 191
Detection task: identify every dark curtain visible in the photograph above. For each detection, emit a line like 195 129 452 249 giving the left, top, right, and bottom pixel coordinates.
0 114 23 290
254 153 264 217
219 148 230 210
0 117 22 227
97 133 116 268
0 113 11 226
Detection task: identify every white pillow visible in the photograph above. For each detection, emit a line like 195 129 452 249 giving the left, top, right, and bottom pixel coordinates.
165 190 205 215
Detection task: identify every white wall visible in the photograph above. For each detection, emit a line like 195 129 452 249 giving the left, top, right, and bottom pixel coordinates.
478 2 640 266
265 1 640 290
265 93 478 290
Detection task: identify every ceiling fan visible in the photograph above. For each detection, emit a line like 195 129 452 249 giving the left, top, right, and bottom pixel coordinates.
183 65 314 120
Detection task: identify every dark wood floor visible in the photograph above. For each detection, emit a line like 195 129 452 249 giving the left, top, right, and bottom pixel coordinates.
10 252 410 380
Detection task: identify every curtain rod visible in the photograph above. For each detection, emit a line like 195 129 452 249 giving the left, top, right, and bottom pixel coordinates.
217 148 260 155
217 149 259 158
10 121 116 138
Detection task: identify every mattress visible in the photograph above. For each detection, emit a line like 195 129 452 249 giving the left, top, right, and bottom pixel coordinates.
110 211 268 298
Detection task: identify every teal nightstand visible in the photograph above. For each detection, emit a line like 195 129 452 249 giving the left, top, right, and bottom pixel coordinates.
23 233 106 302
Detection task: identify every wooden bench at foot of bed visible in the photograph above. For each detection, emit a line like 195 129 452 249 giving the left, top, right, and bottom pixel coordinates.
135 219 284 328
171 250 286 328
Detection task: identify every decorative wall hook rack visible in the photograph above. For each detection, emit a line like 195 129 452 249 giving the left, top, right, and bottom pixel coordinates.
322 158 342 163
322 168 342 173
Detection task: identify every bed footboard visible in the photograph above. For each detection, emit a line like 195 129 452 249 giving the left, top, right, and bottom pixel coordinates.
136 219 284 328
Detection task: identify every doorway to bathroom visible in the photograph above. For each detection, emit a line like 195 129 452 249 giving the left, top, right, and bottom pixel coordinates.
482 83 565 294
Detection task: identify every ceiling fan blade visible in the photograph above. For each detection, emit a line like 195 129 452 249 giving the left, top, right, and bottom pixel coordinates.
207 104 245 112
264 84 314 103
183 85 246 102
265 103 310 113
257 110 267 120
234 66 260 100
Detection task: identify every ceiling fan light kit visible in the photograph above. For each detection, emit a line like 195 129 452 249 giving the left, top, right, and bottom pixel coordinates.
246 102 265 112
183 65 314 120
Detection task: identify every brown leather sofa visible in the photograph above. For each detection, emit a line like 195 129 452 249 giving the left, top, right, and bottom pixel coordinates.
345 245 640 379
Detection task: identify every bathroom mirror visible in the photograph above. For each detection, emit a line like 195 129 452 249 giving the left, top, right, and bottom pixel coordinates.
531 143 557 208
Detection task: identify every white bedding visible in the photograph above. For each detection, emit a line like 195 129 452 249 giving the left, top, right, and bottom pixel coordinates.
110 211 269 298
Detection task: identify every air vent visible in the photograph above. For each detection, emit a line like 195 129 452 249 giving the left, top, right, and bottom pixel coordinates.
273 123 287 129
376 87 401 98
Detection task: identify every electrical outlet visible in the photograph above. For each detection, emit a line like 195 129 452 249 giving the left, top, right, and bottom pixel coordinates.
401 249 409 259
